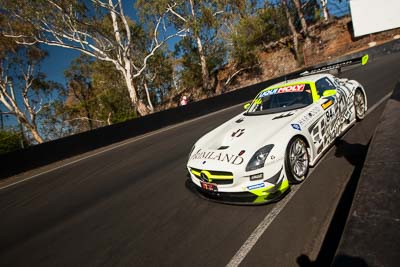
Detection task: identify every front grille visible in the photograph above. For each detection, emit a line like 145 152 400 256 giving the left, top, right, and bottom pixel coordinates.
189 168 234 185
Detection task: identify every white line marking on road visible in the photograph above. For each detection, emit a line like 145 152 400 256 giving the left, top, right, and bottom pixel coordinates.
0 103 245 191
225 169 316 267
225 91 392 267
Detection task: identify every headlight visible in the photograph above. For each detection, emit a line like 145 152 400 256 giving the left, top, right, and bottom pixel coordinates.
246 145 274 172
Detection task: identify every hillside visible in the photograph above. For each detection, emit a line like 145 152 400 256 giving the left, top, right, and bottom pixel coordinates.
165 17 400 108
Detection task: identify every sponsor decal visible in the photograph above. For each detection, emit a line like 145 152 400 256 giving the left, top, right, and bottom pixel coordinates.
325 108 335 123
247 183 265 190
298 106 320 126
291 123 301 131
231 129 245 138
259 90 277 97
235 118 244 123
276 84 305 93
259 84 305 98
321 100 333 110
190 149 244 165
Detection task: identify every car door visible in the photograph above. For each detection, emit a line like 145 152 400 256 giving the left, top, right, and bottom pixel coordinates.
315 77 341 147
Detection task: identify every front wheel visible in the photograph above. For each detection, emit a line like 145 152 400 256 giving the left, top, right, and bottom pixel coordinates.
285 137 309 184
354 89 366 121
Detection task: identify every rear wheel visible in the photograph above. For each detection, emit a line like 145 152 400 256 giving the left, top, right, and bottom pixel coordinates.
285 137 309 184
354 89 366 121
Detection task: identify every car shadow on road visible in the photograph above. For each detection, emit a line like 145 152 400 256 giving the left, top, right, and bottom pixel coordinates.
296 139 370 266
334 139 369 166
297 253 368 267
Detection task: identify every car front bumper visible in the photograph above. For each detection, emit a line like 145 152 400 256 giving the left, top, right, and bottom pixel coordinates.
186 179 290 205
186 170 290 205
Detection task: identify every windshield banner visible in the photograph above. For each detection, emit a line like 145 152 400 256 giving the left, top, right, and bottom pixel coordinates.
259 84 305 97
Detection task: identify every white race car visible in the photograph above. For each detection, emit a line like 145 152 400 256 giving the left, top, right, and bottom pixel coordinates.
186 56 368 204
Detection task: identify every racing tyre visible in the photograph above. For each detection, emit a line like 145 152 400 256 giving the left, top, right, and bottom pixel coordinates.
285 137 309 184
354 89 366 121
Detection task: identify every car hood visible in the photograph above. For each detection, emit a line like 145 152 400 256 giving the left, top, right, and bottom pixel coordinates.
188 109 303 169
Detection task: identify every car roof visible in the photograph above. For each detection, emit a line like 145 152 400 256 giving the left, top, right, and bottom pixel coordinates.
267 73 334 89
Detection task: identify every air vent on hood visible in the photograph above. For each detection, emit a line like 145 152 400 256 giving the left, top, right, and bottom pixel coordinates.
272 112 294 120
218 146 229 150
235 118 244 123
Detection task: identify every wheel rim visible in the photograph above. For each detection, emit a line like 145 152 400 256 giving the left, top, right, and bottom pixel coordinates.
289 139 309 179
354 90 365 118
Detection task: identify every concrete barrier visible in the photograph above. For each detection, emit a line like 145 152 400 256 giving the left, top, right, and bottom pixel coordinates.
1 39 400 179
332 82 400 266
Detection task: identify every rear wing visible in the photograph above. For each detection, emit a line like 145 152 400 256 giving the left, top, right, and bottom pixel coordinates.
298 54 369 77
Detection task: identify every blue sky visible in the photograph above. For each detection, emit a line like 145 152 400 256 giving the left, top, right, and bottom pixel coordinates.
41 0 138 87
3 0 350 129
40 0 350 86
41 47 79 87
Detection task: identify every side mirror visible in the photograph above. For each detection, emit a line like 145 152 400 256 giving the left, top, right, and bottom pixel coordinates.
243 103 251 110
322 89 336 97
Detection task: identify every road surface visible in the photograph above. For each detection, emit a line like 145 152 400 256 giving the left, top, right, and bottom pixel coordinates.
0 52 399 267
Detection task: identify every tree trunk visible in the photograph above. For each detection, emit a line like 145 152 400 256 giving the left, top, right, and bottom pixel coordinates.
321 0 329 21
136 100 150 116
144 82 154 113
196 35 211 92
282 0 301 64
120 61 150 117
189 0 211 92
16 114 43 144
0 85 44 144
293 0 311 60
293 0 308 36
84 105 93 130
28 125 43 144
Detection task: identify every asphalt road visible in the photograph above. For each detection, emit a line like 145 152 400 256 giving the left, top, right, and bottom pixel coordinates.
1 52 399 267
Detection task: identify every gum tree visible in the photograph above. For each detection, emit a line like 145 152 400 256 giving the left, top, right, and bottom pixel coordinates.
137 0 226 92
0 46 61 144
1 0 187 116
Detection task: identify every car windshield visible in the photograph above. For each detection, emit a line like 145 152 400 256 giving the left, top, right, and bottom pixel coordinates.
245 83 313 115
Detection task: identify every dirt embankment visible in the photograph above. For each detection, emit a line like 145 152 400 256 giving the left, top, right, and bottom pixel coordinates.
226 17 400 90
163 17 400 109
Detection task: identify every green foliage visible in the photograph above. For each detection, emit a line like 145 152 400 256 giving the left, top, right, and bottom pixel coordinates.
231 4 289 67
302 0 320 24
62 54 137 133
137 0 228 92
1 0 326 142
90 60 137 123
141 49 174 104
0 43 64 143
0 129 25 154
174 37 203 89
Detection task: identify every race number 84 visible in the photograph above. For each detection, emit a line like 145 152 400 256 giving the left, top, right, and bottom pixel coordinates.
326 109 334 122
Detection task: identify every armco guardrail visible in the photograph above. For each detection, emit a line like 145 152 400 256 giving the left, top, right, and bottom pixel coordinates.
1 39 399 179
332 82 400 266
